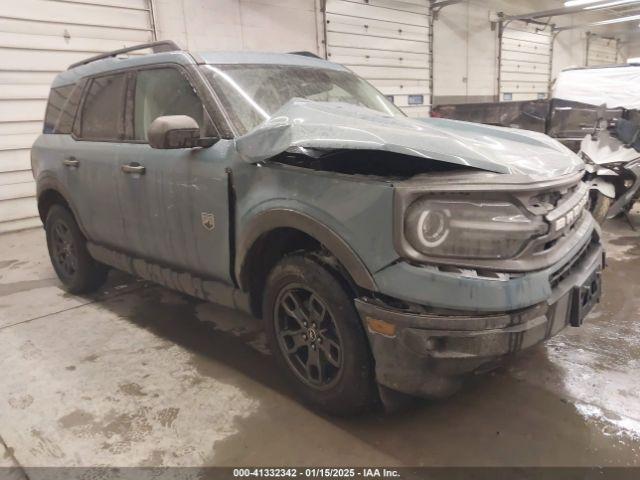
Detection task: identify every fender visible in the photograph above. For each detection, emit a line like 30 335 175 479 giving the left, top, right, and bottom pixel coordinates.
235 208 378 292
36 173 91 238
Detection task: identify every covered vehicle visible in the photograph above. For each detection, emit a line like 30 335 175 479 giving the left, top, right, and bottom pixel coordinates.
432 64 640 223
33 43 604 414
559 66 640 222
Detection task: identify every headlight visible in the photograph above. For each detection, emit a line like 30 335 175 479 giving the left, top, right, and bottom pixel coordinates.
404 198 547 259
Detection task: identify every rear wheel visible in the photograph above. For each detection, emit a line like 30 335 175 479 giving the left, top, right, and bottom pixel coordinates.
263 253 376 415
45 205 108 294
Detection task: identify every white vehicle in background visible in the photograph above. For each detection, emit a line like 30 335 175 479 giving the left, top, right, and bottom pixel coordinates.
433 64 640 224
556 65 640 223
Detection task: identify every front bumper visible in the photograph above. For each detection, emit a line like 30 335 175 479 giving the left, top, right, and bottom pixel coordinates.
355 238 605 399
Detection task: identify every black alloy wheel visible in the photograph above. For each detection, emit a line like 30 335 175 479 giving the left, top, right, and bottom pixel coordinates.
274 284 344 389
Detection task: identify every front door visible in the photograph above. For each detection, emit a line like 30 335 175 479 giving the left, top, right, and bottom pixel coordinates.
117 66 232 282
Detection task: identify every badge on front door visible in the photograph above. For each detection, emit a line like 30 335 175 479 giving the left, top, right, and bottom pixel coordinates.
201 212 215 231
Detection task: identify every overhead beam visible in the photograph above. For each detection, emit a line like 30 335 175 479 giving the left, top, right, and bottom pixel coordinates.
500 0 640 21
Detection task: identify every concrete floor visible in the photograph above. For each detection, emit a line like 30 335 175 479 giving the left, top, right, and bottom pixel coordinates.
0 213 639 469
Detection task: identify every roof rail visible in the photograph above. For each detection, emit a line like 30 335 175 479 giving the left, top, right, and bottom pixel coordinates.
288 51 322 59
68 40 181 70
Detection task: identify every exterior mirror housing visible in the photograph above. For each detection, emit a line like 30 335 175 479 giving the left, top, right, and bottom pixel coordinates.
147 115 218 149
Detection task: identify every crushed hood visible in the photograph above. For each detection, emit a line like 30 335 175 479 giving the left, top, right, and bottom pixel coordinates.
234 99 583 178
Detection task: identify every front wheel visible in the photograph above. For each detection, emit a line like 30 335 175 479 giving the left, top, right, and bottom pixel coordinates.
263 253 376 415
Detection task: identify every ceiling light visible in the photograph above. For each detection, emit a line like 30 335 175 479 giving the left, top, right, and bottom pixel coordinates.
565 0 605 6
584 0 640 9
590 13 640 24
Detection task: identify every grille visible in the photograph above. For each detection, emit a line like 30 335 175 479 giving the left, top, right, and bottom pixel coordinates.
549 234 596 289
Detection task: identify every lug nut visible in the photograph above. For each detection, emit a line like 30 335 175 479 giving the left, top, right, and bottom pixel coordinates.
303 322 308 327
311 344 316 350
302 334 308 341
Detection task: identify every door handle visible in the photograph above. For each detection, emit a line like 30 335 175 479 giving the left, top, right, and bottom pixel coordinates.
63 157 79 167
121 163 146 174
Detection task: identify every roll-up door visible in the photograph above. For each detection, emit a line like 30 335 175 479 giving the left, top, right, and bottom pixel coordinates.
499 20 552 102
324 0 430 117
587 35 620 66
0 0 154 233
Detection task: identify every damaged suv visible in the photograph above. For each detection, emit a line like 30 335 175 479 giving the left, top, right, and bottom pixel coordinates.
33 41 604 414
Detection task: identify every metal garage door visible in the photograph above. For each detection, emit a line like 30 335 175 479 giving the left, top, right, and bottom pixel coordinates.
587 34 620 66
324 0 430 117
499 20 552 101
0 0 155 234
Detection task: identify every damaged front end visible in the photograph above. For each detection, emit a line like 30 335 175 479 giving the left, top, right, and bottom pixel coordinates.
234 99 584 179
230 98 602 400
359 170 603 399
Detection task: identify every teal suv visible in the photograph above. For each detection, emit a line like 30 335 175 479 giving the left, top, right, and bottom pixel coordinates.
32 41 604 414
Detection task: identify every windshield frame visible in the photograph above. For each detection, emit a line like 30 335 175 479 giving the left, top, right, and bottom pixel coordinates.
200 63 406 136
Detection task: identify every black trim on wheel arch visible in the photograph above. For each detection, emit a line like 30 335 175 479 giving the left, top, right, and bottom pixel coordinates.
37 174 91 238
236 209 378 293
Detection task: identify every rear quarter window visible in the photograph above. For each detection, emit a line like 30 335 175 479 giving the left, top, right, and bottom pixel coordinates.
43 84 82 134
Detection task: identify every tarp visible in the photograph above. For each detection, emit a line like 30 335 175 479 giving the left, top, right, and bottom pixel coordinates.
553 65 640 110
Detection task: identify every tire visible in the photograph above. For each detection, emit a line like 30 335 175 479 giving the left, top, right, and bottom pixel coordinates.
45 205 108 294
590 191 613 224
263 253 376 415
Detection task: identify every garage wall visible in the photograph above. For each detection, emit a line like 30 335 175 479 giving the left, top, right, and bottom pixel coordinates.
586 34 620 66
0 0 154 233
498 19 553 101
432 0 621 105
325 0 431 117
152 0 323 54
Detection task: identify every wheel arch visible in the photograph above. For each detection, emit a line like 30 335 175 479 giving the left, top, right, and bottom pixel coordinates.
36 176 88 237
235 209 378 317
37 188 70 223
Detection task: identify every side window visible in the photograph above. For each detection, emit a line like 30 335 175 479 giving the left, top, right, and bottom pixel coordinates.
133 68 207 141
80 73 126 140
43 84 77 133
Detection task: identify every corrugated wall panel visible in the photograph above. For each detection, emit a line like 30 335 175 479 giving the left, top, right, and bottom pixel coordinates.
0 0 154 233
587 35 619 66
325 0 430 118
499 20 552 102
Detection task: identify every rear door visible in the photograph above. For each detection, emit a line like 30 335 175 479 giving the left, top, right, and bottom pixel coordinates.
117 65 232 281
66 72 128 249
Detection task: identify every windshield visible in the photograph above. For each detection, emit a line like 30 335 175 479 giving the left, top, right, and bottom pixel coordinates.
201 64 404 135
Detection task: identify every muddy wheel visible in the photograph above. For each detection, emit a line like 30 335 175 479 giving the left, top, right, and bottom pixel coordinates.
263 253 376 415
45 205 108 294
590 191 613 224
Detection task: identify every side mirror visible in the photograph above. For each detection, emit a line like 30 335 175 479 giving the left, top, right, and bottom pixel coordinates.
147 115 218 149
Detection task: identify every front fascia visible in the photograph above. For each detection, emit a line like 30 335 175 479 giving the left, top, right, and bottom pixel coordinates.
374 219 598 312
